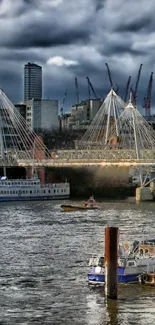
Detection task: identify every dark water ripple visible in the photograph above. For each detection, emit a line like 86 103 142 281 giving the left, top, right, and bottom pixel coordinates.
0 200 155 324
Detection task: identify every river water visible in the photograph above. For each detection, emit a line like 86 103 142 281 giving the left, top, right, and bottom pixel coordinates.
0 199 155 324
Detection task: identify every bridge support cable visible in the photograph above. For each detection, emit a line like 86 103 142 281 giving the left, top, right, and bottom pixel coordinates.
105 91 112 145
132 107 143 186
77 89 125 150
0 89 51 166
104 98 155 160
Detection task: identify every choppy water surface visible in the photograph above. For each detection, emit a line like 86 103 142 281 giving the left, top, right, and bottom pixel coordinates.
0 199 155 324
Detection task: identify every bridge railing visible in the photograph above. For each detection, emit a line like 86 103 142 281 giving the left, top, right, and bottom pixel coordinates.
55 149 155 160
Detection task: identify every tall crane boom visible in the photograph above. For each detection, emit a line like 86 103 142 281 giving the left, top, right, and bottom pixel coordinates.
86 77 99 99
105 63 114 89
75 77 80 104
143 72 153 116
124 76 131 102
59 89 67 132
133 63 143 104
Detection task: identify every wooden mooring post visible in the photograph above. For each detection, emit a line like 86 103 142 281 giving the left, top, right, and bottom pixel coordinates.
105 227 118 299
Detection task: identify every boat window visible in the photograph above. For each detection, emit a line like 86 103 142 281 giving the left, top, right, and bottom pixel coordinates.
44 190 46 193
54 189 56 193
64 189 66 192
57 189 59 193
10 191 12 194
48 190 50 193
145 249 149 254
30 191 32 194
13 191 15 194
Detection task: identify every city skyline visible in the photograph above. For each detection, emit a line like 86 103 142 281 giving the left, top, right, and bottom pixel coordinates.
0 0 155 113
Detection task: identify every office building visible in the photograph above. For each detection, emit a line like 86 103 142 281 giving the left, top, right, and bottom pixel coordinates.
24 62 42 101
61 99 102 130
24 99 58 132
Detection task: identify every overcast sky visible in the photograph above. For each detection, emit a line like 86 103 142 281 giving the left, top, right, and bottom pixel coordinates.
0 0 155 114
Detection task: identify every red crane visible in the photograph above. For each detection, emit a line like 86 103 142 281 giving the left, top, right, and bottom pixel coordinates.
143 72 153 116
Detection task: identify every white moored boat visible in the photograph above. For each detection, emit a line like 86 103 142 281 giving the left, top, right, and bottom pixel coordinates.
0 176 70 202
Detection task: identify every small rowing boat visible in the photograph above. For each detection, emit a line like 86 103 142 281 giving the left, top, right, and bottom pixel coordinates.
61 195 99 212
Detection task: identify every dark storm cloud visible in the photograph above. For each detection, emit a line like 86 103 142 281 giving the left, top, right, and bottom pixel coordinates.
7 23 90 49
116 16 152 33
0 0 155 112
95 0 105 11
0 0 92 49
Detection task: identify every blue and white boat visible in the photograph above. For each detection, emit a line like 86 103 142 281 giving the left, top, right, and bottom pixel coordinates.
88 241 155 285
0 175 70 202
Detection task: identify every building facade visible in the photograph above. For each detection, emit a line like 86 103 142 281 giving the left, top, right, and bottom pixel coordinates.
60 99 102 130
24 99 58 132
24 62 42 101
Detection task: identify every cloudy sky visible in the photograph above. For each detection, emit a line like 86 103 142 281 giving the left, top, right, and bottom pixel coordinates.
0 0 155 113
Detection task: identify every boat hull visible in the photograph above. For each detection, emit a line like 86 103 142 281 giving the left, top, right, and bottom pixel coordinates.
88 272 140 284
61 204 98 211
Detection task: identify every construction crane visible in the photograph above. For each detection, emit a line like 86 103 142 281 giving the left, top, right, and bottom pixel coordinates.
59 90 67 132
75 77 80 104
143 72 153 116
105 63 119 94
86 77 99 99
133 63 143 104
124 76 131 102
105 63 114 89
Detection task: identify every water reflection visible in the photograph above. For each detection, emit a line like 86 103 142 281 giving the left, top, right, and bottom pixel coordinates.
106 298 118 325
0 200 155 324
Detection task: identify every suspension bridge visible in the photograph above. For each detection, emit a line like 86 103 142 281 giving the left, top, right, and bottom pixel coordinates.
0 88 155 169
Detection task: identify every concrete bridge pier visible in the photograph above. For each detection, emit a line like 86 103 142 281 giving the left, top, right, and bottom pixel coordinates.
136 185 154 202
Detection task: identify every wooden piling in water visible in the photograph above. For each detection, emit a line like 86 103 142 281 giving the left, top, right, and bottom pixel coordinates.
105 227 118 299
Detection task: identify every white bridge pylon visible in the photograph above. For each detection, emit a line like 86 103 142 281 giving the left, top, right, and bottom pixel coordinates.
77 89 126 149
104 96 155 158
77 90 155 160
